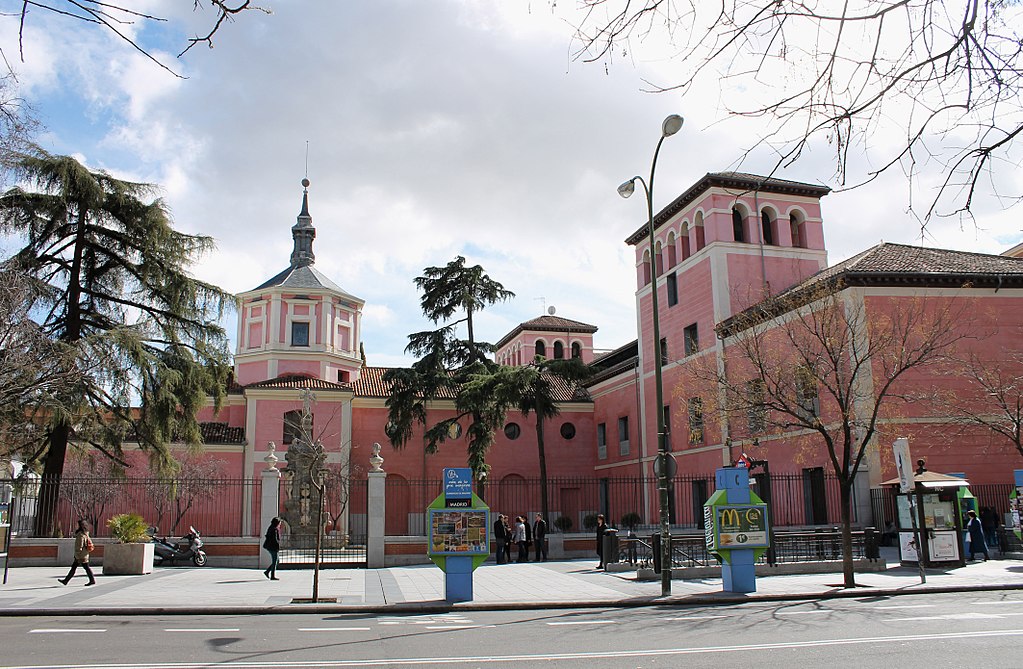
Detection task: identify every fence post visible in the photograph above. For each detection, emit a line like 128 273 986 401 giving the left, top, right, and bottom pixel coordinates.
367 444 386 568
259 447 282 570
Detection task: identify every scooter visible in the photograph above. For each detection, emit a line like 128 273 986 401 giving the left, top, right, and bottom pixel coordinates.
149 526 208 566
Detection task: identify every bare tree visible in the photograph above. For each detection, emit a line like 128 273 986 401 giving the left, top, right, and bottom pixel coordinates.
145 456 227 535
691 280 967 587
6 1 272 77
58 453 121 536
945 346 1023 459
570 0 1023 223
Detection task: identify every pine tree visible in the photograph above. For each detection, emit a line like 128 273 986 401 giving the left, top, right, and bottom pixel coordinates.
0 149 231 534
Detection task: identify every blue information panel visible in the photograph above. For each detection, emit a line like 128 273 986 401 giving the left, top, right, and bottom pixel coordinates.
429 509 490 555
444 467 473 503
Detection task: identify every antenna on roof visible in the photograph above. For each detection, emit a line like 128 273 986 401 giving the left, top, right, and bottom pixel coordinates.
304 140 309 179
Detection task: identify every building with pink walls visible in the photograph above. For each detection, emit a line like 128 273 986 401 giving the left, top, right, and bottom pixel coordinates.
153 172 1022 534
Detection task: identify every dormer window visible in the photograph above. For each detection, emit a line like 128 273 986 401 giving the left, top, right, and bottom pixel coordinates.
291 322 310 347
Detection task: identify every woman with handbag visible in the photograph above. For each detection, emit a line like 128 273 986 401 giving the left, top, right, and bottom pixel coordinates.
59 519 96 586
263 517 281 580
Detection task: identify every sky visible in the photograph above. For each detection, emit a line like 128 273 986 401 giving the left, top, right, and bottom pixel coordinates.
2 1 1021 368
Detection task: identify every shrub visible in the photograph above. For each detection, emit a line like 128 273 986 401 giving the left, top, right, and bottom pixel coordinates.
107 513 149 543
620 512 641 530
553 515 573 533
582 513 598 531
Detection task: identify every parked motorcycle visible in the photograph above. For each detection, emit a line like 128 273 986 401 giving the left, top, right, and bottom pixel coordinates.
149 526 208 566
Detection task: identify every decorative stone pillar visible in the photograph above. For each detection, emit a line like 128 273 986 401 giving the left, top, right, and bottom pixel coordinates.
259 442 282 570
367 443 386 568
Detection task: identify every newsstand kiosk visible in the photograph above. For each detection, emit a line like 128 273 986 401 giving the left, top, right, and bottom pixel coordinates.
886 471 969 568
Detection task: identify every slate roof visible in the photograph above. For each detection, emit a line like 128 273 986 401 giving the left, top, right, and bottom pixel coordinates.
625 171 831 245
495 315 598 348
719 242 1023 336
198 422 246 445
245 264 364 304
351 366 591 403
244 375 352 391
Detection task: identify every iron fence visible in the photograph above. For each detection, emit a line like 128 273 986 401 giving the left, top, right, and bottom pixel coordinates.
2 476 261 538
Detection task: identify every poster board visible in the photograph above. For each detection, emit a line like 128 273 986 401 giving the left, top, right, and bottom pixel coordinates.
428 509 489 555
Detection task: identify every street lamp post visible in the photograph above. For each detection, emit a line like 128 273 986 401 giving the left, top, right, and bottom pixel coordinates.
618 114 683 597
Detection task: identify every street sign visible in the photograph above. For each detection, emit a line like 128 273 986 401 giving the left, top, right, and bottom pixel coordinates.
652 453 677 479
443 467 473 501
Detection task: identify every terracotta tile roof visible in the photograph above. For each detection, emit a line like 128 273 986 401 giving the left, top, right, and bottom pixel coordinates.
719 242 1023 335
352 366 591 403
198 421 246 445
495 314 598 348
626 171 831 245
244 375 352 391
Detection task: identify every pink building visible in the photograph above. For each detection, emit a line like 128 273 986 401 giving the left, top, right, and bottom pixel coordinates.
185 174 1023 535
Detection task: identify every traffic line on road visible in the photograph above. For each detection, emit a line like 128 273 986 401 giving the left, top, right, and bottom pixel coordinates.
424 625 493 630
662 615 727 621
890 613 1004 621
545 620 616 626
870 604 935 610
28 629 106 634
163 628 241 633
298 628 372 632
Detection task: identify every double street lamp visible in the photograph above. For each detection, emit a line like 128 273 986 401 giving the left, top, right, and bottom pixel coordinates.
618 113 683 597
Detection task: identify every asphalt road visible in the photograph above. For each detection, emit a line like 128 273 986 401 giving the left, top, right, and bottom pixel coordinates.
2 591 1022 668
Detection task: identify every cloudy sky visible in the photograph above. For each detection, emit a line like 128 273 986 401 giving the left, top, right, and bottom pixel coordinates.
3 1 1021 367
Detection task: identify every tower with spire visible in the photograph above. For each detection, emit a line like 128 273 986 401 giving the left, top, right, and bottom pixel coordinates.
233 179 366 387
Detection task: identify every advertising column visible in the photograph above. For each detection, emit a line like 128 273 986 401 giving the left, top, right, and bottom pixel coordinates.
427 468 490 603
704 466 770 593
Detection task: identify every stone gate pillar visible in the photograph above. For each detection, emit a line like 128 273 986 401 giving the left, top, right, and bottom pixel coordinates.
259 443 282 570
367 443 386 568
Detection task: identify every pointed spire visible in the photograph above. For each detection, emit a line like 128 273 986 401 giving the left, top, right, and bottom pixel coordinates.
290 178 316 268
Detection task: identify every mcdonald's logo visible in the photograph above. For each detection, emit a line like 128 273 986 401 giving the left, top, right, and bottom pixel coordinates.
719 508 741 528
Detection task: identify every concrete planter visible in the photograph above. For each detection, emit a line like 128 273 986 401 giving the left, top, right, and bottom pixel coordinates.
102 542 154 575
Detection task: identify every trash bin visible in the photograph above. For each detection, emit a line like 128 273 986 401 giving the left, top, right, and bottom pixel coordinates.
602 528 619 565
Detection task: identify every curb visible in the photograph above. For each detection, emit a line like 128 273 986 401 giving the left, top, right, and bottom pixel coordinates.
4 582 1022 617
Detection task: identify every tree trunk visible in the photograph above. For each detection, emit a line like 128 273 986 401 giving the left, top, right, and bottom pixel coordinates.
840 480 856 588
536 416 549 524
35 424 71 536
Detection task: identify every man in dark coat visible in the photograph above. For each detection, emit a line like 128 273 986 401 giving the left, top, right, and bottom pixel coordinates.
532 513 548 562
493 513 508 564
966 510 989 561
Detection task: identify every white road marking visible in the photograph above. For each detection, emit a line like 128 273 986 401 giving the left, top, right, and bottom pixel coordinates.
976 600 1023 606
163 628 241 633
775 610 830 615
298 628 372 632
9 628 1023 667
28 629 106 634
663 615 727 620
890 612 1005 621
545 620 616 626
870 604 936 610
423 625 491 630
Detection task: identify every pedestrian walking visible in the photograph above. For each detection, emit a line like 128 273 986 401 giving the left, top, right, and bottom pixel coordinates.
59 519 96 586
532 513 548 561
503 515 513 563
980 506 999 549
514 516 529 562
966 510 989 562
595 514 607 570
263 517 281 579
493 513 508 564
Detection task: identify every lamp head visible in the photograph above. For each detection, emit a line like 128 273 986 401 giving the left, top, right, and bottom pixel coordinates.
661 114 684 137
617 178 637 199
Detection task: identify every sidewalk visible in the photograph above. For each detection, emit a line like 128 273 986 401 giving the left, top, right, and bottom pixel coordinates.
3 554 1022 617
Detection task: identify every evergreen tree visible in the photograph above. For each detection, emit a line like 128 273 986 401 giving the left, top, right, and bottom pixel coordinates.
514 357 591 524
0 149 231 534
384 256 515 484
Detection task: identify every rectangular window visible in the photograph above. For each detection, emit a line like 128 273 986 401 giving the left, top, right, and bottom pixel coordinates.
597 423 607 460
747 378 766 433
291 321 310 347
660 337 669 365
687 397 704 445
617 416 630 456
684 323 699 356
666 272 678 307
795 366 819 418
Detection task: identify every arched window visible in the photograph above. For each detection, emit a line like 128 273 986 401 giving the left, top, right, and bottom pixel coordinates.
666 232 677 268
535 340 546 358
680 223 691 260
283 410 303 444
655 240 664 276
790 212 806 248
732 208 746 242
693 212 705 252
641 250 652 285
571 341 582 359
761 210 775 245
553 341 564 359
